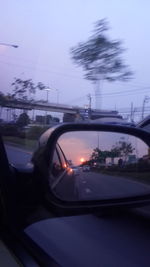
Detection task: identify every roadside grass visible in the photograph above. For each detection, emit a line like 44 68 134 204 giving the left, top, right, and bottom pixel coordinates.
3 136 37 151
96 169 150 185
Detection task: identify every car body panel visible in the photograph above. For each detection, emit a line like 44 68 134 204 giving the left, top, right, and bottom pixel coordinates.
137 115 150 133
25 212 150 267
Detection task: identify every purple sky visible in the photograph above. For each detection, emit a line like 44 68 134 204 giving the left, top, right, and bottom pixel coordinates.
0 0 150 116
59 131 148 165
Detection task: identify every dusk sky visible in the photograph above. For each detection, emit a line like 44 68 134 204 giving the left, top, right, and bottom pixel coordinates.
59 131 148 165
0 0 150 118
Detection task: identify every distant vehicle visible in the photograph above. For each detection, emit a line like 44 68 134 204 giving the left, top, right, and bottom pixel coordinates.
90 117 135 127
72 166 79 176
82 165 90 172
136 115 150 132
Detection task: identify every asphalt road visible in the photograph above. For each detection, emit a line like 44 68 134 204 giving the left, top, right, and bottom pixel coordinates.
52 169 150 202
74 170 150 200
4 145 150 201
5 144 33 168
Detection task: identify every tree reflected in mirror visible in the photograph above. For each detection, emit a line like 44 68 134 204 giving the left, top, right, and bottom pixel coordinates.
50 131 150 201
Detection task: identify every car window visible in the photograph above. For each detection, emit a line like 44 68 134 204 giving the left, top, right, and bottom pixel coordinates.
57 144 68 169
0 4 150 265
0 1 150 171
51 148 64 178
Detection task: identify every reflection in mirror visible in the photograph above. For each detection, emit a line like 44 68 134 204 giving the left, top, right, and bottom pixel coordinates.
50 131 150 201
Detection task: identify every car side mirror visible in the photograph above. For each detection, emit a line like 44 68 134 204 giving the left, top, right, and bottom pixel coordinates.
32 123 150 212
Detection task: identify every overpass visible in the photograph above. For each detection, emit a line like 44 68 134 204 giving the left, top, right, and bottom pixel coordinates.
2 99 77 114
0 99 121 120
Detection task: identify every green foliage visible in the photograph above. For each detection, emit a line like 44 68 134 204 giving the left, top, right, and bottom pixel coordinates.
0 92 7 105
63 113 76 122
12 78 36 99
37 82 47 91
110 147 121 158
90 147 120 163
70 18 133 83
11 78 47 100
52 117 60 122
26 126 48 140
114 140 135 161
3 136 36 151
16 112 30 127
0 123 19 136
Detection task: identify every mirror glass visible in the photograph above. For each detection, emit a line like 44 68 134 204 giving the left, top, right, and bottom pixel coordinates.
50 131 150 201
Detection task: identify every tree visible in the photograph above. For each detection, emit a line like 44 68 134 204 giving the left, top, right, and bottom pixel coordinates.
11 78 47 100
70 19 133 107
52 117 60 123
12 78 36 100
63 113 76 122
0 92 7 105
113 140 135 162
37 82 47 91
16 112 30 127
109 147 121 164
90 148 110 164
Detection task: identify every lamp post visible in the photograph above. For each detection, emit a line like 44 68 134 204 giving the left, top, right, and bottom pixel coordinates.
44 87 60 123
55 89 60 104
44 88 52 125
0 42 18 121
0 43 18 48
44 88 52 103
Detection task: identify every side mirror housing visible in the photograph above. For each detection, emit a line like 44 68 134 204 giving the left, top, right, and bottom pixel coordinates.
32 123 150 214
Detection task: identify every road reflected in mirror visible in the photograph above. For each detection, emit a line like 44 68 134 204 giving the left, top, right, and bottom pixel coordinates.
50 131 150 201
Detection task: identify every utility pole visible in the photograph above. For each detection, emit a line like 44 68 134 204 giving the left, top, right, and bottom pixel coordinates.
87 94 92 109
86 94 92 120
141 96 150 120
44 88 52 125
130 102 134 123
95 80 101 109
132 108 137 122
0 42 18 48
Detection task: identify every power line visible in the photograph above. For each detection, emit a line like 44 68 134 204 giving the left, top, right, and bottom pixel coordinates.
91 87 150 97
0 54 79 74
102 87 149 96
0 58 150 104
67 95 87 104
67 88 150 104
0 58 150 92
91 91 149 98
0 60 84 80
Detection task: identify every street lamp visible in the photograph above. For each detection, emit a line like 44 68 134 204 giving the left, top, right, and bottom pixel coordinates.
45 87 60 104
0 42 18 48
44 88 53 125
44 88 53 103
55 89 60 104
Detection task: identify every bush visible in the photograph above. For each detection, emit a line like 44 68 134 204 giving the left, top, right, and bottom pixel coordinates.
16 112 30 127
105 161 150 173
52 117 60 122
26 126 49 140
0 123 19 136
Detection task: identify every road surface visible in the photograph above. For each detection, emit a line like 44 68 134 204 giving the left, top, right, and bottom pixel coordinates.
74 170 150 200
5 144 33 168
4 145 150 201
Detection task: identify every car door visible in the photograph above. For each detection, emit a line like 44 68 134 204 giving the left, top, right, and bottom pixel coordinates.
0 134 18 225
51 143 78 200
